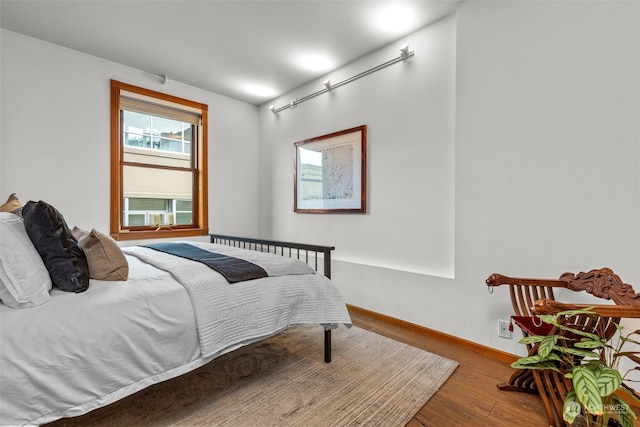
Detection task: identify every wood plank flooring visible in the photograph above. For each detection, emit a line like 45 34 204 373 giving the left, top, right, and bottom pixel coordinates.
348 308 550 427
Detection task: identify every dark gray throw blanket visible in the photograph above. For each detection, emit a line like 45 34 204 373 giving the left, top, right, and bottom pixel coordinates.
144 242 268 283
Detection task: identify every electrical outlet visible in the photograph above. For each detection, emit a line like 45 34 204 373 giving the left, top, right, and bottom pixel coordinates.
498 319 512 339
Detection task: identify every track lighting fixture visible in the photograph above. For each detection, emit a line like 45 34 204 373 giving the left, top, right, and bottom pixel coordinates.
270 44 414 115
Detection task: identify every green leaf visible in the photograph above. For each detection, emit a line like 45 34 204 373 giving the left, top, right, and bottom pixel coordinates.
511 359 561 372
512 353 561 365
574 339 605 349
519 335 545 345
563 390 581 423
619 412 634 427
572 366 603 415
595 366 622 397
558 307 598 317
560 347 600 358
537 314 560 326
614 395 636 427
538 335 558 358
556 323 601 341
582 360 606 373
511 355 544 366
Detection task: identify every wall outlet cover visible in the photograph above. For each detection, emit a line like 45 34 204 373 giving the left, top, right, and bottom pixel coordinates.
498 319 512 339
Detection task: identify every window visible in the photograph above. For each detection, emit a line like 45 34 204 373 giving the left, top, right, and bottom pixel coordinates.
110 80 208 240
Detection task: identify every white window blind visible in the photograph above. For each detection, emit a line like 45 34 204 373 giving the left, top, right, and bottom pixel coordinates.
120 90 201 125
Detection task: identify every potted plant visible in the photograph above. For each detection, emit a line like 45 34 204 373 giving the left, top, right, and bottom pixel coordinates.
511 307 640 427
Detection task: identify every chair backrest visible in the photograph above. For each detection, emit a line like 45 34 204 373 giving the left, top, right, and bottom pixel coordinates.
557 267 640 306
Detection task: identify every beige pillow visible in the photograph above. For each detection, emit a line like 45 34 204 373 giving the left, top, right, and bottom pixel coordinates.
72 227 129 281
0 193 23 214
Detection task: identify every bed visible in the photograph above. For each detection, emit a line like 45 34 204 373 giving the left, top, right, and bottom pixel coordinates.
0 209 352 426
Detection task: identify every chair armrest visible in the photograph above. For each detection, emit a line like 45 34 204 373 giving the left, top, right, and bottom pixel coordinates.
486 273 566 288
532 298 640 318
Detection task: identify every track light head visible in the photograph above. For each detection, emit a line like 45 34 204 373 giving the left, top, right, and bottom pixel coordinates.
323 79 332 92
400 44 413 59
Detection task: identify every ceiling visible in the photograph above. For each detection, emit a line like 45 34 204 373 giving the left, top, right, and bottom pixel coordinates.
0 0 459 105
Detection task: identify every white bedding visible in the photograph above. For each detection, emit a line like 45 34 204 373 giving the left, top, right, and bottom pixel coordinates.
0 243 351 426
124 243 351 358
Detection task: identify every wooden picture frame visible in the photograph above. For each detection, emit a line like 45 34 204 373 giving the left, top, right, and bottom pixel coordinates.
294 125 367 213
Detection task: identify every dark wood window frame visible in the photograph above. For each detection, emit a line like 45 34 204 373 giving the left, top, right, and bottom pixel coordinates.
110 80 208 241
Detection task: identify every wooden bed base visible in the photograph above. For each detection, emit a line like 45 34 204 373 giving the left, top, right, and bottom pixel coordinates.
210 234 336 363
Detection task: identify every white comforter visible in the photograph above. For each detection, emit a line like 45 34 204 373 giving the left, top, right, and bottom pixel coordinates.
0 243 351 426
123 242 351 359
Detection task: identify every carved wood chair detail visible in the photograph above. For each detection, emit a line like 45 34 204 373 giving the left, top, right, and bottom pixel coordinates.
486 268 640 427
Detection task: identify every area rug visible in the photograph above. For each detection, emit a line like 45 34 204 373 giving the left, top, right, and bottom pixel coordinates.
48 324 458 427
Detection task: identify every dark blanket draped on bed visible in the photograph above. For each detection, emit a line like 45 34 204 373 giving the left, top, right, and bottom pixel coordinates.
144 243 268 283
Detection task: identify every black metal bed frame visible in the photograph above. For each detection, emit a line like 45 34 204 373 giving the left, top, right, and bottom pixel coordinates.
209 234 336 363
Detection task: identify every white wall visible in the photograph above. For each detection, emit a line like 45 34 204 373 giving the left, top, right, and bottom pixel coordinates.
259 13 460 334
259 13 457 278
259 2 640 355
0 30 261 238
456 0 639 353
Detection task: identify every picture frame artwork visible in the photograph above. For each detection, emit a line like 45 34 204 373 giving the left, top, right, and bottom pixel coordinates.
294 125 366 213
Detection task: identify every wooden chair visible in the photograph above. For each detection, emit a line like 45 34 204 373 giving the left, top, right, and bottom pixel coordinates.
530 299 640 427
486 268 640 427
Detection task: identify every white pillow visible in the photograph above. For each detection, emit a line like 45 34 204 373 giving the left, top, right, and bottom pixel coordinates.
0 212 52 308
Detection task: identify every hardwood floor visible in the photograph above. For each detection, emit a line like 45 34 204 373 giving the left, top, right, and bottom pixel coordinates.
348 307 550 427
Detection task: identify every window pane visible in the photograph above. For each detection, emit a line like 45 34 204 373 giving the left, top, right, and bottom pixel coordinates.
127 213 146 226
129 198 167 211
125 197 193 226
176 200 192 211
176 213 192 225
123 110 192 161
125 198 180 226
153 117 192 154
123 110 151 149
124 166 193 200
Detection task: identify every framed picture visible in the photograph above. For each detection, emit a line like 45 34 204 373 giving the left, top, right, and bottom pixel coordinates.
294 125 367 213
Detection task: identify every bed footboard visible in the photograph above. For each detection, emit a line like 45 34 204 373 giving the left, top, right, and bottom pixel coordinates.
209 234 336 362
